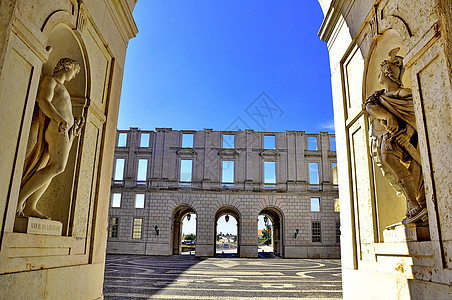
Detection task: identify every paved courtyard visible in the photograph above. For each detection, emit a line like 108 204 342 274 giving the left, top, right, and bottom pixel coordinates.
103 254 342 299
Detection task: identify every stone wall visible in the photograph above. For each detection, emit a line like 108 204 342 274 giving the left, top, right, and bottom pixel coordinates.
0 0 137 298
320 0 452 298
107 128 340 258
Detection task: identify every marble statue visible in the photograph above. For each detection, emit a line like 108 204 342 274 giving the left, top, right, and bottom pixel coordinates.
365 48 427 224
17 58 84 219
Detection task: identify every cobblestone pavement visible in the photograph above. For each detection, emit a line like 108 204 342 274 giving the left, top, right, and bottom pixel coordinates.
103 254 342 299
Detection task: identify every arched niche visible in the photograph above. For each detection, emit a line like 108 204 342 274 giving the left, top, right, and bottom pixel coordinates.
364 29 411 240
18 24 88 235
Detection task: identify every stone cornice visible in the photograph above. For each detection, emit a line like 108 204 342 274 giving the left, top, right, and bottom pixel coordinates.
103 0 138 44
218 149 239 157
318 0 350 43
259 149 280 157
176 148 197 156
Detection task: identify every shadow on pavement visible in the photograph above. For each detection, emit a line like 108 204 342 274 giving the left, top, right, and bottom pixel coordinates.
103 254 204 298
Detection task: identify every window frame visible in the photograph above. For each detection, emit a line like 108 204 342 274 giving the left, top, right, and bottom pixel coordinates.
117 132 127 147
263 160 277 189
136 158 148 182
140 133 150 148
308 161 320 189
132 218 143 239
179 159 193 186
312 221 321 243
222 133 235 148
264 135 276 149
113 158 126 182
109 217 119 238
307 136 318 150
111 193 122 208
310 197 320 212
135 193 145 209
336 222 341 243
182 133 194 148
221 160 235 186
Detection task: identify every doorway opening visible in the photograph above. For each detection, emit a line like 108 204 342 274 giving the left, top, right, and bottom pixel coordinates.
258 207 284 257
215 206 240 257
258 214 273 257
172 205 197 256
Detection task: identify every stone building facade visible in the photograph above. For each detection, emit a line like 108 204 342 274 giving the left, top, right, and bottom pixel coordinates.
107 128 340 258
0 1 137 299
319 0 452 298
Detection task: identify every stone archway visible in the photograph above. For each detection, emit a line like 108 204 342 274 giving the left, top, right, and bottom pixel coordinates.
214 205 241 257
259 207 284 257
171 205 197 255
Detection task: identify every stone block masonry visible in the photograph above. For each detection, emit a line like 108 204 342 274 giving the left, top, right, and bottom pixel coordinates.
107 128 340 258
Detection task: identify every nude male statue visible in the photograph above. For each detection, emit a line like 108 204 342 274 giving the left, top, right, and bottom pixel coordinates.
17 58 84 219
365 48 427 224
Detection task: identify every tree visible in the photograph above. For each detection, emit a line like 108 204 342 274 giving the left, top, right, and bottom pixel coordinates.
185 233 196 241
263 224 272 245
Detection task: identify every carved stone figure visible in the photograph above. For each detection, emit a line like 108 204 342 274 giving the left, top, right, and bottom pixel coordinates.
365 48 427 224
17 58 84 219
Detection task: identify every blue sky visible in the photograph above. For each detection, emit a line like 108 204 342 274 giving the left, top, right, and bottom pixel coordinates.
119 1 333 235
118 1 334 134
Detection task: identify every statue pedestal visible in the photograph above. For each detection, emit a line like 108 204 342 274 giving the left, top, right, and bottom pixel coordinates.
14 217 62 236
383 222 429 242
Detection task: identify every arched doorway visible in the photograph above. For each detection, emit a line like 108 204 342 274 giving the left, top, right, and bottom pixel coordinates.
258 207 284 257
172 205 197 255
215 206 240 257
258 213 274 256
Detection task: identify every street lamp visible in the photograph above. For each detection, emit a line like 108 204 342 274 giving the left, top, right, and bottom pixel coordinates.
294 228 299 239
225 215 230 223
154 225 159 236
264 215 268 224
187 214 191 221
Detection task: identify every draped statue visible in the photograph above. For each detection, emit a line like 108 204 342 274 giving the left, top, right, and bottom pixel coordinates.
365 48 427 224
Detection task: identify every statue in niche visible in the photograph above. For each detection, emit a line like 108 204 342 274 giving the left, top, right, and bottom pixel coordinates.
366 48 427 224
17 58 84 219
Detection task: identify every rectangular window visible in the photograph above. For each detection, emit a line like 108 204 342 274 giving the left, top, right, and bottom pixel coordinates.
308 136 317 150
118 132 127 147
135 194 145 208
180 160 193 184
182 133 194 148
336 222 341 243
330 137 336 151
111 193 121 208
264 135 275 149
264 161 276 188
334 198 340 212
312 221 321 243
137 159 148 181
114 159 125 181
223 134 235 148
309 162 319 185
132 218 143 239
311 197 320 212
222 161 234 184
140 133 150 147
332 162 338 185
109 217 119 238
